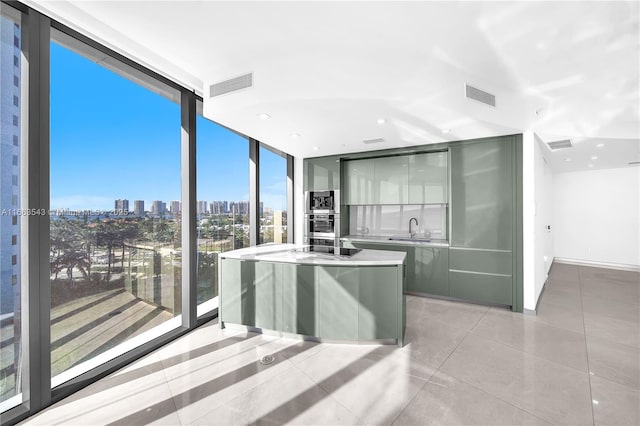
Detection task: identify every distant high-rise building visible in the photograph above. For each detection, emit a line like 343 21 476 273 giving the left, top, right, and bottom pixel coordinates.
230 201 250 215
210 200 228 215
133 200 145 216
197 200 208 216
151 200 166 215
114 199 129 212
170 200 181 214
1 16 22 319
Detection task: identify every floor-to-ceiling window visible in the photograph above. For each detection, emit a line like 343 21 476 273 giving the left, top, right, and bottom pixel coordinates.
0 3 23 412
0 4 294 423
49 31 182 386
195 106 249 312
259 146 288 244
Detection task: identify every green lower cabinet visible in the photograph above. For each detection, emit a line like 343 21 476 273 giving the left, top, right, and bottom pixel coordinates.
254 262 282 331
220 259 256 326
357 267 397 340
449 270 512 306
344 241 415 289
282 264 317 336
316 266 359 340
413 247 449 296
449 248 512 276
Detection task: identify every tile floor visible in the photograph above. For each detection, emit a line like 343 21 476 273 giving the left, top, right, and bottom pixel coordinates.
22 263 639 425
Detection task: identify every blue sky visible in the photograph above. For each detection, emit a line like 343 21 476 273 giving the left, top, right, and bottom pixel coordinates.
50 41 287 212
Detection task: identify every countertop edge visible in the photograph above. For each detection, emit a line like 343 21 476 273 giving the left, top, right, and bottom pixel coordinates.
341 236 450 248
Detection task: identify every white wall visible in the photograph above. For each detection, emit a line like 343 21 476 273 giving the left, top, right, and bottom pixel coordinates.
533 135 554 304
554 167 640 268
522 133 535 311
523 133 556 312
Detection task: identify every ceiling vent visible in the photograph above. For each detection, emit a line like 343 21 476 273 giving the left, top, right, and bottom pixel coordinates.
548 140 573 150
465 84 495 107
363 138 385 145
210 73 253 97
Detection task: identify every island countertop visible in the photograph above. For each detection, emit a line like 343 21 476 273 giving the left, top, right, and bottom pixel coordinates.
219 243 406 266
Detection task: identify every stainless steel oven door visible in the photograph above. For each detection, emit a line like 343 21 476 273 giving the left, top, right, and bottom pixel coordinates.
305 190 340 214
306 214 339 238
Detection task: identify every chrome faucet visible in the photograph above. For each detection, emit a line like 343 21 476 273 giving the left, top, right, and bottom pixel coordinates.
409 217 418 237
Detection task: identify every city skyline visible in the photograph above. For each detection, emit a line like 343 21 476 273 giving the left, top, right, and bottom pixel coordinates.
50 41 287 212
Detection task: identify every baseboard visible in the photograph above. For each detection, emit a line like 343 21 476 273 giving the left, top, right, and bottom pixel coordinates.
554 257 640 272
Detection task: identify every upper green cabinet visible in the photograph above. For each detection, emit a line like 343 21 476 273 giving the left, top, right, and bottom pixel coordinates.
304 155 341 191
374 156 409 204
344 152 447 205
344 158 375 204
450 139 513 250
408 152 448 204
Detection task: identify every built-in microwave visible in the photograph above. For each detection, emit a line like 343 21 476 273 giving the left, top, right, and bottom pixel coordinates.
305 190 340 214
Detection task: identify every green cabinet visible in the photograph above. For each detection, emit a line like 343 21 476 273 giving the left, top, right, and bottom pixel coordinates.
220 259 256 326
413 247 449 296
449 270 512 306
342 241 449 298
342 241 416 288
221 257 405 345
408 152 448 204
344 152 448 205
450 139 513 250
358 267 397 340
316 266 360 340
374 156 409 204
254 262 283 331
282 264 317 336
449 137 516 308
303 155 341 191
343 158 375 204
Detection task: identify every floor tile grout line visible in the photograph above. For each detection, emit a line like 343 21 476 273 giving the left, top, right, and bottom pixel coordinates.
292 358 367 424
578 266 597 426
467 324 592 376
284 350 368 424
186 354 306 426
438 371 559 426
157 332 294 424
389 307 491 426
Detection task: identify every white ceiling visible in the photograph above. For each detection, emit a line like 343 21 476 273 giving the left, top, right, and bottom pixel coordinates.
26 1 640 172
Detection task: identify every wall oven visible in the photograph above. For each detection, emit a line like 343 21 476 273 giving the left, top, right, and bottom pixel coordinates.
306 190 340 214
304 190 341 251
306 213 340 238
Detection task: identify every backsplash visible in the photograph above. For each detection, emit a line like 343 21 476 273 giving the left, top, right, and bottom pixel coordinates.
349 204 447 240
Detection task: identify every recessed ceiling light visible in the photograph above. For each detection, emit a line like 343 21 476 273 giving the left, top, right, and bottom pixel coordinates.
591 156 598 160
563 158 572 162
588 164 594 168
257 113 271 120
441 129 451 134
377 118 387 125
291 133 300 138
596 143 604 148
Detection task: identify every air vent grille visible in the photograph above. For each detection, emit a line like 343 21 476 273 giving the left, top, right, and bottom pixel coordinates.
548 140 573 150
465 84 495 107
210 73 253 97
363 138 385 145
